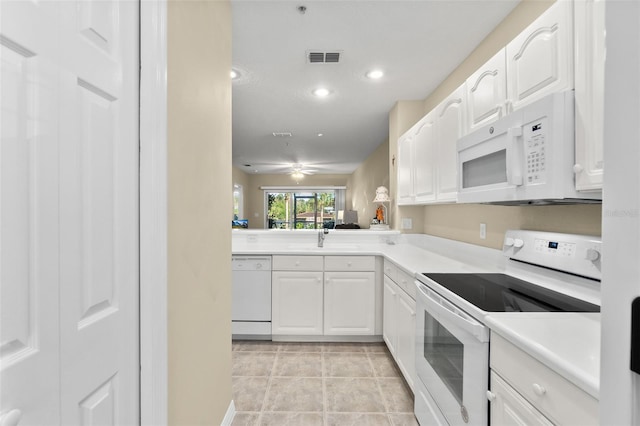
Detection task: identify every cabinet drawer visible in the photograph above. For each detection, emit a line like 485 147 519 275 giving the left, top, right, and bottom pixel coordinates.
272 255 323 271
383 259 398 282
396 268 416 300
324 255 375 271
490 333 598 425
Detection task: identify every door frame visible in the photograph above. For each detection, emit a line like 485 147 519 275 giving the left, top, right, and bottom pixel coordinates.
140 0 169 424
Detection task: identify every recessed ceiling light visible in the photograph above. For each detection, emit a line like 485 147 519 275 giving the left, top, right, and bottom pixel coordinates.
366 69 384 79
230 69 240 79
312 87 330 98
317 133 323 137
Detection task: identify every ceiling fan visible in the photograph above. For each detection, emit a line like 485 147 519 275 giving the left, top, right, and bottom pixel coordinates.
241 162 323 176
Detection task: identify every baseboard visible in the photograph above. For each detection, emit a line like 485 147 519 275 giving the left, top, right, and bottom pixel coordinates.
220 400 236 426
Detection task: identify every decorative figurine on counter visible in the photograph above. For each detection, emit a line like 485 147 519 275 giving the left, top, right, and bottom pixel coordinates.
376 205 385 224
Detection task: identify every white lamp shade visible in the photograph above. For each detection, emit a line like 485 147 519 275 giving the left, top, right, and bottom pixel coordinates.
373 186 390 203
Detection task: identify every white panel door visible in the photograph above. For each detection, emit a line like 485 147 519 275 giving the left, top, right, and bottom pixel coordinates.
272 271 324 335
574 0 605 191
324 272 375 335
395 290 416 392
1 2 61 424
413 113 436 204
382 277 398 355
490 372 553 426
57 1 139 424
397 134 414 205
0 1 140 424
506 0 573 111
435 84 465 203
466 48 507 131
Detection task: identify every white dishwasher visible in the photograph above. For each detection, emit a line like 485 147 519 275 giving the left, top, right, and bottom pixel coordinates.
232 256 272 339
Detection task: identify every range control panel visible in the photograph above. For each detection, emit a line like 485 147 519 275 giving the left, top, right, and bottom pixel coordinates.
503 230 601 280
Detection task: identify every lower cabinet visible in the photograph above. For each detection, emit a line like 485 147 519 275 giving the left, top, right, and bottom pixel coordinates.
271 255 377 337
324 271 375 335
489 333 598 425
383 269 416 392
272 271 323 335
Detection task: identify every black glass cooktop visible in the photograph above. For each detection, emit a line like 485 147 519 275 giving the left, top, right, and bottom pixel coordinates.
421 273 599 313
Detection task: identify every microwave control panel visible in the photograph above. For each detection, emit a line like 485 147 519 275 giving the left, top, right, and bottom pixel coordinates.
523 117 548 184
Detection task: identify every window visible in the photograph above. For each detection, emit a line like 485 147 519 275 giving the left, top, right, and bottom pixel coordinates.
233 184 244 220
265 189 343 229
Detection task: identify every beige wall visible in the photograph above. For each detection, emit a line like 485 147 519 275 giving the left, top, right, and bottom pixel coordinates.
245 173 349 228
347 140 390 228
167 1 232 424
385 0 602 248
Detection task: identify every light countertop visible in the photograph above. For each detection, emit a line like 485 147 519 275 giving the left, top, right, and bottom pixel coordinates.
485 312 600 398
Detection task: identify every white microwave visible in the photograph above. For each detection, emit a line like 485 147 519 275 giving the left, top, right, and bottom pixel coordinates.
456 91 601 204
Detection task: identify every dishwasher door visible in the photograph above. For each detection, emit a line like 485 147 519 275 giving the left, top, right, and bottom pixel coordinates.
232 257 272 337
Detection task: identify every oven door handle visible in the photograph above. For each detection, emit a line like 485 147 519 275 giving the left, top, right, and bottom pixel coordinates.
416 283 490 343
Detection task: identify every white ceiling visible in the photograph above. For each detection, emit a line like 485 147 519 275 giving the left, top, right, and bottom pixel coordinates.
231 0 520 175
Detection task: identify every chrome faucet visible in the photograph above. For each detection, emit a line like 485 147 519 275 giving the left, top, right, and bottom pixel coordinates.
318 229 328 247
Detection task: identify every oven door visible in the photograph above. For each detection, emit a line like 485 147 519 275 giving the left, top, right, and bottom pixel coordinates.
415 282 489 426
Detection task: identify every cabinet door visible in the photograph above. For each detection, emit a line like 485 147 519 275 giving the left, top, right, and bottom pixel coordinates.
506 0 573 111
413 113 436 203
396 290 416 391
466 48 507 132
272 271 323 335
490 372 554 426
324 272 375 335
435 84 466 202
383 276 398 355
574 0 605 191
397 134 414 205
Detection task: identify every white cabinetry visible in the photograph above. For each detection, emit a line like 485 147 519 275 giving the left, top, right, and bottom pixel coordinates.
382 260 416 391
466 48 507 132
574 0 605 190
506 0 574 111
272 255 376 338
324 256 375 335
397 85 464 206
489 333 598 426
397 112 436 205
435 85 466 202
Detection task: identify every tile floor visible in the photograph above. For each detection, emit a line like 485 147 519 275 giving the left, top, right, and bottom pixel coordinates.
231 341 419 426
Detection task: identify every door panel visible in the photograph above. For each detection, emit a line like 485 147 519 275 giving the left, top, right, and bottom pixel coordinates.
1 1 139 424
1 2 61 424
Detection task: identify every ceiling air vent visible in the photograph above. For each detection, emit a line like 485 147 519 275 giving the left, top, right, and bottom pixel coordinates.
272 132 293 137
307 51 341 64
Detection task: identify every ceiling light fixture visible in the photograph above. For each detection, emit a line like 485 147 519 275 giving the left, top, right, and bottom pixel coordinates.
312 87 330 98
291 170 304 180
230 69 240 79
317 133 323 137
366 69 384 79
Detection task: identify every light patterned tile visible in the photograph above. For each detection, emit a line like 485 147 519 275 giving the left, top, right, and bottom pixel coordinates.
233 340 281 352
388 413 420 426
278 342 324 353
363 342 389 353
323 342 368 353
273 352 322 377
325 378 386 413
323 353 375 377
378 378 414 413
259 412 324 426
263 377 324 412
232 352 277 377
231 412 260 426
232 376 269 411
369 352 402 378
325 413 392 426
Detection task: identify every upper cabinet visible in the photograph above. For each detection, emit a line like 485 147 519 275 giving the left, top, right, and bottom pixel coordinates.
466 48 507 133
397 85 465 206
574 0 605 191
435 85 466 203
506 0 574 111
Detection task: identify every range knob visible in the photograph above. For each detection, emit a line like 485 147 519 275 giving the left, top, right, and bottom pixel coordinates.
504 237 515 247
586 248 601 262
513 238 525 248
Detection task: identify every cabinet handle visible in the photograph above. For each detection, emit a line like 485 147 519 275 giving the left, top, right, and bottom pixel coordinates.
486 391 496 402
573 163 584 174
532 383 546 396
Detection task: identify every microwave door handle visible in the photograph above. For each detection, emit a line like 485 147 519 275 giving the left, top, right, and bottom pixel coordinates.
507 127 523 186
416 283 489 342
